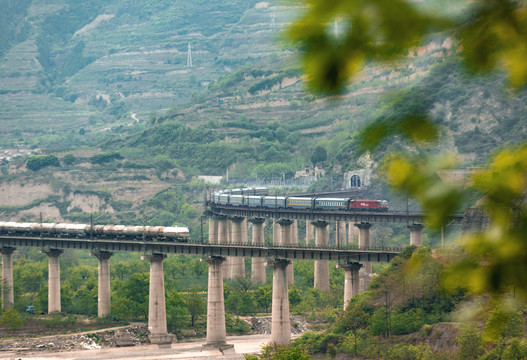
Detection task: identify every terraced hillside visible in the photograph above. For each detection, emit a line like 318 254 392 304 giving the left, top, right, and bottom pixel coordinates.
0 0 295 140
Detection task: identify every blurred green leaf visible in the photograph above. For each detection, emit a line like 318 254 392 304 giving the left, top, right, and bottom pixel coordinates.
383 153 463 230
290 0 527 92
288 0 446 93
399 116 438 143
460 0 527 88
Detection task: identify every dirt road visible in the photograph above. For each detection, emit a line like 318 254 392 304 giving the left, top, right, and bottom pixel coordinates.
0 334 275 360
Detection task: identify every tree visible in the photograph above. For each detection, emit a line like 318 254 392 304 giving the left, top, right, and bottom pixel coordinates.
166 289 188 334
340 302 369 358
310 146 327 165
154 155 176 179
457 326 484 360
255 285 272 313
25 154 60 171
186 290 205 328
111 272 149 320
62 153 76 165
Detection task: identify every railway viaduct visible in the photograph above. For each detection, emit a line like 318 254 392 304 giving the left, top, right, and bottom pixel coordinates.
0 206 463 349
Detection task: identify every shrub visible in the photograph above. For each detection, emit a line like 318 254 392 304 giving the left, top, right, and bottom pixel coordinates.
26 155 60 171
90 152 123 164
62 153 76 165
0 307 24 330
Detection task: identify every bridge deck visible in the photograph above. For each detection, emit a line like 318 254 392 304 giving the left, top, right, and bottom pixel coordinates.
207 202 464 224
0 236 400 263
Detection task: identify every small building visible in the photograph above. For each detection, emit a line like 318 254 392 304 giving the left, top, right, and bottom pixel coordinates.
294 166 325 181
197 175 223 185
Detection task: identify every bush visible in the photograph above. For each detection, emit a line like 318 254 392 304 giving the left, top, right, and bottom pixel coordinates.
0 307 24 330
247 344 311 360
457 326 484 360
26 155 60 171
225 315 250 334
501 339 527 360
62 153 76 165
90 152 123 164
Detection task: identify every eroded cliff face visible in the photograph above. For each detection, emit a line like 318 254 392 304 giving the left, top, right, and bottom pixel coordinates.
0 163 170 223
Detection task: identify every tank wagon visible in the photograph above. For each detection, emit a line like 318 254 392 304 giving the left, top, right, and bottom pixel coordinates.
211 187 389 212
0 221 190 241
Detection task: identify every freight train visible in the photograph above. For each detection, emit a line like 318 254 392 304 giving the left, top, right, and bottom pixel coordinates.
211 188 389 212
0 221 190 241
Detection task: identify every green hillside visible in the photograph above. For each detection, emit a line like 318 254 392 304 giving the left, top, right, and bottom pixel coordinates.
0 0 286 139
1 0 526 236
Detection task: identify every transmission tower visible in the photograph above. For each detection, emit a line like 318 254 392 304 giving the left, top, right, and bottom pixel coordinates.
270 13 277 31
187 42 193 68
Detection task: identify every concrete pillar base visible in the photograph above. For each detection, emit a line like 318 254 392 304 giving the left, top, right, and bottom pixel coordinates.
268 258 291 346
250 218 266 284
312 221 329 292
42 248 63 314
337 262 363 309
1 247 16 309
354 222 372 249
149 333 175 345
359 267 371 293
91 251 112 318
204 256 229 347
202 343 235 354
408 224 424 246
142 253 169 338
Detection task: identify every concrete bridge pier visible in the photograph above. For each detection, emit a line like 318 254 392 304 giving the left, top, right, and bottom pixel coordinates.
250 218 266 283
354 223 373 291
90 251 112 318
312 221 330 291
336 221 347 246
203 256 233 352
42 248 63 313
289 220 298 284
208 217 219 244
348 222 358 245
273 220 280 245
408 224 424 246
277 219 294 285
269 259 291 346
306 221 314 246
355 222 372 249
291 220 298 246
142 253 173 345
337 262 363 309
216 217 230 278
1 247 15 309
229 216 246 279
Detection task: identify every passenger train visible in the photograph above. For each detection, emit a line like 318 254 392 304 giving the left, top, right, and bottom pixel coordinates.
0 221 190 241
211 187 389 212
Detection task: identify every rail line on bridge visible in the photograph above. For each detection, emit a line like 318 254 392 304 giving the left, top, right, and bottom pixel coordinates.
206 201 465 224
0 235 400 263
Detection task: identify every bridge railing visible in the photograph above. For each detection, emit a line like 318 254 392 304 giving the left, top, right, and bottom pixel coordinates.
187 239 403 252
